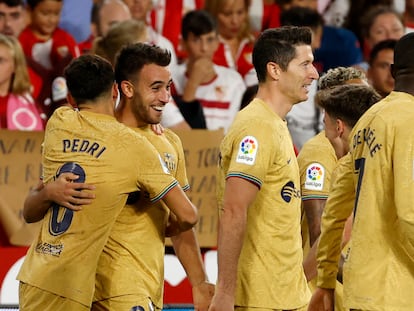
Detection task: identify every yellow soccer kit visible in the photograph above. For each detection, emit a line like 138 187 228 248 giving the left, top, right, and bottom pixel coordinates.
298 131 337 201
297 131 337 252
318 91 414 310
297 132 346 311
218 98 310 309
17 107 178 308
94 126 189 309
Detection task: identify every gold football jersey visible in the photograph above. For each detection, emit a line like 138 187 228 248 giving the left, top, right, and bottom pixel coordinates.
298 131 337 200
318 92 414 310
94 126 189 308
218 99 310 309
17 108 177 307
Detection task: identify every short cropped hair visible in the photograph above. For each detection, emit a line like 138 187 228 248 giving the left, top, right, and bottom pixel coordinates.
181 10 217 40
115 42 171 86
65 54 115 104
369 39 397 66
252 26 312 82
316 84 381 127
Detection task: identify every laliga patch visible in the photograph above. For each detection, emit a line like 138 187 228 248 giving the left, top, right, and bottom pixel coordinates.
236 136 258 165
304 163 325 190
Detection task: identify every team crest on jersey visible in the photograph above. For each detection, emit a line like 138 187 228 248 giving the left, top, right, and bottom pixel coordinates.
236 136 258 165
158 154 171 174
304 163 325 190
163 152 176 172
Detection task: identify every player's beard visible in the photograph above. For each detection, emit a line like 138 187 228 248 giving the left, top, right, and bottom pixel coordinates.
131 95 161 125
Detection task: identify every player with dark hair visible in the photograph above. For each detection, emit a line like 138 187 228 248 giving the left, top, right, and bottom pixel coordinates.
17 54 198 311
91 42 214 311
309 31 414 311
209 26 319 311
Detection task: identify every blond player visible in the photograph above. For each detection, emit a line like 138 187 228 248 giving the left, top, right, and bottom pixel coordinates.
18 55 198 311
309 32 414 311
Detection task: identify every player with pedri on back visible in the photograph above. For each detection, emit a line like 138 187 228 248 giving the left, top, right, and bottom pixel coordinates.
17 55 197 311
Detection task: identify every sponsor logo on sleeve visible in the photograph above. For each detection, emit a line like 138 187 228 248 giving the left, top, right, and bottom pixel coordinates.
236 136 258 165
304 163 325 190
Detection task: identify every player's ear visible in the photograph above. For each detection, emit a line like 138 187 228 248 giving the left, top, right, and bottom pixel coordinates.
66 93 76 107
120 80 134 98
336 118 345 137
390 63 396 79
267 62 281 81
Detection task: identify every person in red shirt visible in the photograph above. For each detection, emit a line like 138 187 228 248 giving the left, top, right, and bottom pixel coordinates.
204 0 258 87
18 0 79 119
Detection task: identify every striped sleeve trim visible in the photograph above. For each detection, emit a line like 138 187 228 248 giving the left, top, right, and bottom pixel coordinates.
226 172 262 188
302 194 329 201
150 180 179 203
182 184 190 192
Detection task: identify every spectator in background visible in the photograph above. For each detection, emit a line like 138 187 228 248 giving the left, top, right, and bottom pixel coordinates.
359 5 404 67
248 0 281 35
279 3 363 73
318 0 350 27
0 33 45 249
96 0 131 37
19 0 80 120
0 0 27 37
150 0 204 62
172 10 246 132
204 0 258 87
0 34 44 130
92 19 191 131
404 0 414 33
122 0 178 70
367 39 396 98
344 0 394 48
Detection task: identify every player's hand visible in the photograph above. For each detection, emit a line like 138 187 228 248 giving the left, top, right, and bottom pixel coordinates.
46 172 95 211
193 281 215 311
307 287 334 311
151 123 164 135
208 291 234 311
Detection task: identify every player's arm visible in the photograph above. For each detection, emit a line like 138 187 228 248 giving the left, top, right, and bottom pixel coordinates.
171 229 214 311
162 185 198 231
208 177 259 311
23 173 96 223
303 198 326 247
308 155 355 311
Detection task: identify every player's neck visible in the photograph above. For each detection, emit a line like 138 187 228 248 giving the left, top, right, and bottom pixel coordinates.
78 100 114 116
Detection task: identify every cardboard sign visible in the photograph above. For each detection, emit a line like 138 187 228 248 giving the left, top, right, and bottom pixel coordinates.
0 130 43 246
169 129 223 248
0 129 223 248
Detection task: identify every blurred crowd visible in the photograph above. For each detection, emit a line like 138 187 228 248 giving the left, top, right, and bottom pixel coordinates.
0 0 410 150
